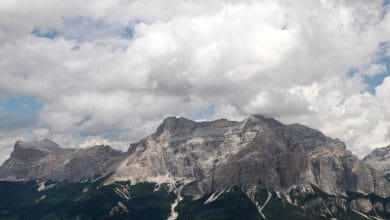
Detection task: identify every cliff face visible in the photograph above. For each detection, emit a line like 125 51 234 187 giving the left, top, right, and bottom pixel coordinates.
0 140 125 182
363 145 390 180
112 116 390 198
1 116 388 196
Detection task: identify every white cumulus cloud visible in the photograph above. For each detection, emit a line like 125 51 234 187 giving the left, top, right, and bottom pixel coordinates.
0 0 389 164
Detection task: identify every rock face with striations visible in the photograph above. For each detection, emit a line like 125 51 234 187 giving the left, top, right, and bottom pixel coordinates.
363 145 390 180
112 115 390 198
0 139 125 182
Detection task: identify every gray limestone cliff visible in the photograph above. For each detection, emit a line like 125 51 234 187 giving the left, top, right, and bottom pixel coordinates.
112 115 390 198
363 145 390 180
0 139 125 182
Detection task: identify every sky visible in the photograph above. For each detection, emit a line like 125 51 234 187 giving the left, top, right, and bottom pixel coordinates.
0 0 389 163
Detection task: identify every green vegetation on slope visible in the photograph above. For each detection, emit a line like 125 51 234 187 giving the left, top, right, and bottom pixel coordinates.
261 192 325 220
1 180 389 220
0 180 175 220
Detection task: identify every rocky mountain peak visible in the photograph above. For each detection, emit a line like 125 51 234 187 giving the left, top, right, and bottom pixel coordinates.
363 145 390 179
364 145 390 161
156 116 197 135
251 114 284 126
10 139 60 162
14 139 59 152
113 115 390 198
77 144 124 157
0 140 125 182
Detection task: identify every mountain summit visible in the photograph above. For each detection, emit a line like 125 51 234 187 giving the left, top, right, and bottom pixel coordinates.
113 115 389 198
0 140 125 182
363 145 390 181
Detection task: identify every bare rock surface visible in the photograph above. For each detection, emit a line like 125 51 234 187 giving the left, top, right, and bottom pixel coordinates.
112 115 390 198
1 115 389 207
349 198 373 213
0 140 125 181
363 145 390 178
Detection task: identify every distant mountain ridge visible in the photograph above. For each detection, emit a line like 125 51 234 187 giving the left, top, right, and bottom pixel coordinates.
113 115 389 198
0 139 125 182
363 145 390 181
0 115 389 219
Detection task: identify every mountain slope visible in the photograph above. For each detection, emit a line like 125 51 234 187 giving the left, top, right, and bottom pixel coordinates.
0 179 175 219
363 145 390 181
112 115 389 198
0 140 125 181
1 179 388 220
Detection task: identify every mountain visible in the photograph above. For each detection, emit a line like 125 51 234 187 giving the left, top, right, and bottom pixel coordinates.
0 116 389 219
0 139 125 182
112 115 389 197
363 145 390 181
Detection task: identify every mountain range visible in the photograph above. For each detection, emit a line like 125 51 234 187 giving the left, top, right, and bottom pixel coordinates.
0 115 389 219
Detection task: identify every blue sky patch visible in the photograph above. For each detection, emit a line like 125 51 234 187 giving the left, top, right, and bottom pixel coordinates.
364 72 388 94
31 17 136 42
1 96 43 116
193 105 216 120
364 43 390 94
31 27 59 39
347 42 390 94
119 25 135 39
346 68 359 78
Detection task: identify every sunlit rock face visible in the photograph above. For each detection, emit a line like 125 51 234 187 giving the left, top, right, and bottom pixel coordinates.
0 139 125 182
112 115 390 198
363 145 390 178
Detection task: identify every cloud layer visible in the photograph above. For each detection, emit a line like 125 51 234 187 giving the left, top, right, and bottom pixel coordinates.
0 0 389 162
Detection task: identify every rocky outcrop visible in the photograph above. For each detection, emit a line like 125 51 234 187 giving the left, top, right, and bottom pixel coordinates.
363 145 390 180
349 198 373 213
112 115 390 198
0 140 125 182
